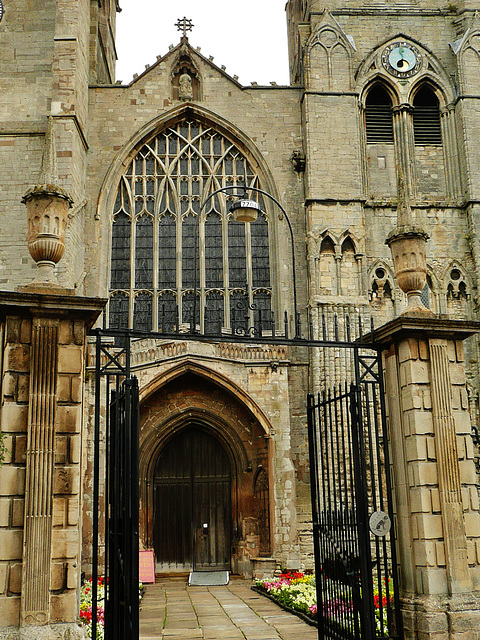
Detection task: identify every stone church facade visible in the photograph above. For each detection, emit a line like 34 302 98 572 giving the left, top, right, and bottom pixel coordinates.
3 0 480 637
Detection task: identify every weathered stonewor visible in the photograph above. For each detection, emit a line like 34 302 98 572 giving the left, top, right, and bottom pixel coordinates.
378 316 480 640
430 339 471 594
22 318 58 625
0 291 105 640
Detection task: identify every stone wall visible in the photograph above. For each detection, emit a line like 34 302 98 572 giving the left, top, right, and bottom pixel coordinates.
0 292 103 639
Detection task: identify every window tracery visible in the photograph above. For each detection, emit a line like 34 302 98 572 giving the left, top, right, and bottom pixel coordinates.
446 265 471 319
370 266 394 302
108 118 272 332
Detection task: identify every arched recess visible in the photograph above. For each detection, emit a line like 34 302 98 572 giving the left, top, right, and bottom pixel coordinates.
96 104 290 334
369 260 395 302
408 81 447 198
137 364 273 573
139 359 272 438
443 260 473 319
253 466 272 557
361 79 399 201
340 235 359 297
304 10 356 92
318 233 337 295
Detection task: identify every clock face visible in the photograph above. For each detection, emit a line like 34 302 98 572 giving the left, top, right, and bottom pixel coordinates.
382 42 422 78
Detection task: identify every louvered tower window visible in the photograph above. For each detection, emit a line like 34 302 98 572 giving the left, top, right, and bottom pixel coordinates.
108 117 272 332
365 85 394 144
413 86 442 145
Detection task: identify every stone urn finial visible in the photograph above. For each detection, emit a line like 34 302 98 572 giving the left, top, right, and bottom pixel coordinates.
21 117 73 285
386 225 433 316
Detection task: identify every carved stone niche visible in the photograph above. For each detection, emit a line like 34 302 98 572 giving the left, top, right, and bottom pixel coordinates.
172 56 201 101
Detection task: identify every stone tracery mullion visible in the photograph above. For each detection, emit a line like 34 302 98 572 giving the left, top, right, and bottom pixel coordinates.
109 119 272 332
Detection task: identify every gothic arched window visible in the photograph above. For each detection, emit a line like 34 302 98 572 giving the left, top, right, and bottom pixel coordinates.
108 118 272 332
365 84 394 144
413 86 442 145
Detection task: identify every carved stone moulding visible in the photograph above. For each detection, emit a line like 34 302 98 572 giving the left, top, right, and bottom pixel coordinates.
386 224 433 316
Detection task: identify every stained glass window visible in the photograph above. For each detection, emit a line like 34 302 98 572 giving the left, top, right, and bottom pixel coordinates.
135 216 153 289
108 117 273 332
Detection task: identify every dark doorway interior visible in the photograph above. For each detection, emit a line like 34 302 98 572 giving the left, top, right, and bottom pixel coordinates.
153 426 231 572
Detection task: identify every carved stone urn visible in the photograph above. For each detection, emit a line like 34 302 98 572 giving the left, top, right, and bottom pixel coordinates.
386 225 433 316
21 117 73 284
22 185 73 283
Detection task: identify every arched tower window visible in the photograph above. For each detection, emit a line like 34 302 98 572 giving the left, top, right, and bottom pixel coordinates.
413 86 442 145
365 84 394 144
108 117 273 332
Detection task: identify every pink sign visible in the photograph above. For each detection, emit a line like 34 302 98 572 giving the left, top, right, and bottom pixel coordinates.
139 550 155 584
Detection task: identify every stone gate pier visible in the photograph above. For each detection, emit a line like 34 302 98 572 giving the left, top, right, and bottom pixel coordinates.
0 291 104 639
378 316 480 640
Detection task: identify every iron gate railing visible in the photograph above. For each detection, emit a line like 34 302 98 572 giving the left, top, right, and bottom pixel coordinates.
307 346 402 640
88 310 403 640
105 377 140 638
91 334 140 640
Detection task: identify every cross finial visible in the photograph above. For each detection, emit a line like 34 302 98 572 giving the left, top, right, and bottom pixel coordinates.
175 17 194 39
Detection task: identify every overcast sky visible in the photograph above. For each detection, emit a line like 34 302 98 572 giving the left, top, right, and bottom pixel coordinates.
116 1 290 86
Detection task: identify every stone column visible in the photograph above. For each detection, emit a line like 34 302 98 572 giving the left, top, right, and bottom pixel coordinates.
392 103 416 221
0 291 104 640
22 317 59 626
376 316 480 640
440 106 463 201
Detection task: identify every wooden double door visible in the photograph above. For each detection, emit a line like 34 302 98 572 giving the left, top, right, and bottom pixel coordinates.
153 427 231 572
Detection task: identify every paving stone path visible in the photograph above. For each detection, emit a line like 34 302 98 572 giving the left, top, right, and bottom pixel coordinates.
139 576 319 640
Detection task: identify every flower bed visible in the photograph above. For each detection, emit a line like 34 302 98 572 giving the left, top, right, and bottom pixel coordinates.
254 572 317 622
80 577 143 639
254 572 394 634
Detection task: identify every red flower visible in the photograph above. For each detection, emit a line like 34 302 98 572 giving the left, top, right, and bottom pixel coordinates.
80 609 92 622
374 594 389 608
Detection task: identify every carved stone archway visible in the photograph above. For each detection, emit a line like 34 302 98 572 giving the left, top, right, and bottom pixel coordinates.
138 369 272 576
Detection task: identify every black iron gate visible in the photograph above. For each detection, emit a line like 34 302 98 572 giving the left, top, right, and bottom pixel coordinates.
88 311 403 640
105 377 140 638
91 334 140 640
307 346 402 640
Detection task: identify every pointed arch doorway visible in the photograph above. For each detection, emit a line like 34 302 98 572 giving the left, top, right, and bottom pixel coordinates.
153 425 231 573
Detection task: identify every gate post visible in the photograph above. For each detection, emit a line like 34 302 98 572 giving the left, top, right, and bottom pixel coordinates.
376 316 480 640
0 291 104 640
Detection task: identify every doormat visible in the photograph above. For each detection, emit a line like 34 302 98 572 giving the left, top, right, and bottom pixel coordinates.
188 571 229 586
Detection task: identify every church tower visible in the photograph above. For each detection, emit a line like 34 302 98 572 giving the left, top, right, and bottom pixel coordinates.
287 0 480 338
0 0 119 292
